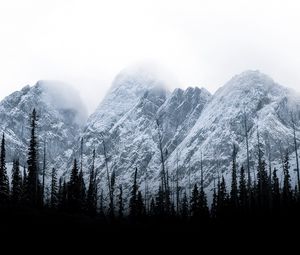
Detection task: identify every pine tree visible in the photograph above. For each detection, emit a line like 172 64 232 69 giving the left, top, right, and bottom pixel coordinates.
211 182 218 219
190 184 200 218
256 131 269 209
0 133 9 205
129 168 138 218
230 145 238 208
99 189 105 217
118 185 124 219
58 177 63 210
239 166 248 211
181 191 189 219
68 159 80 212
155 185 165 217
21 166 28 204
11 159 22 204
27 109 40 206
136 191 145 219
272 168 280 211
78 169 86 212
109 170 115 218
199 184 209 219
149 197 155 216
282 151 292 207
50 168 58 209
217 176 228 218
87 149 97 215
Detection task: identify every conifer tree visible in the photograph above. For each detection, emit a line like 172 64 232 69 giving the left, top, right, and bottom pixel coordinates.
256 131 269 209
211 182 218 219
181 191 189 219
239 166 247 211
87 149 97 215
107 170 116 218
78 169 86 211
129 168 138 218
11 159 22 204
190 184 200 218
149 197 155 216
99 189 105 217
155 185 165 217
282 151 292 207
199 184 209 219
68 159 80 212
136 190 145 218
272 168 280 211
0 133 9 204
50 168 58 209
217 176 228 217
118 185 124 219
230 145 238 208
27 109 40 206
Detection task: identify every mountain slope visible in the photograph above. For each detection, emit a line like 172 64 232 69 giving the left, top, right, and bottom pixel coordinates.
167 70 300 192
0 80 87 165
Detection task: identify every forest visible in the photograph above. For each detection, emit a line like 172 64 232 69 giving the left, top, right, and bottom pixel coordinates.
1 109 300 238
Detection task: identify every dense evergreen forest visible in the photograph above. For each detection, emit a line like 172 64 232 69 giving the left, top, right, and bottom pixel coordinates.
1 109 300 239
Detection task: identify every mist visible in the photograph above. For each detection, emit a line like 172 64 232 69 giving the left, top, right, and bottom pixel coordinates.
1 0 300 114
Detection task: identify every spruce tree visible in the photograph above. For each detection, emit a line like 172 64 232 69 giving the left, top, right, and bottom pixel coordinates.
78 169 86 211
217 176 228 218
149 197 155 216
190 184 200 218
0 133 9 204
155 186 165 217
272 168 280 211
118 185 124 219
239 166 247 211
211 183 218 219
282 151 292 207
68 159 80 212
11 159 22 204
109 170 115 218
181 191 189 219
199 184 209 219
136 190 145 219
27 109 40 206
87 149 97 215
50 168 58 209
256 131 269 209
230 145 238 208
129 168 138 218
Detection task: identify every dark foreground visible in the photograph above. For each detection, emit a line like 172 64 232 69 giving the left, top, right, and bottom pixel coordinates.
1 208 299 251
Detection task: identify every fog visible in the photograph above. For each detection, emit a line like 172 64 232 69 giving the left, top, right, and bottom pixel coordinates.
0 0 300 114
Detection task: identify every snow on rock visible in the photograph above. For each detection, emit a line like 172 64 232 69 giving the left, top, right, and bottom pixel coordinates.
0 81 87 166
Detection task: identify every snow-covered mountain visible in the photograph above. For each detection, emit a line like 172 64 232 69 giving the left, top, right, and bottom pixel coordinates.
1 69 300 202
0 80 87 165
168 70 300 192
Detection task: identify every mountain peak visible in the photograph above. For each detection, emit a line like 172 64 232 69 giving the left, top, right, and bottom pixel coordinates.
110 64 170 93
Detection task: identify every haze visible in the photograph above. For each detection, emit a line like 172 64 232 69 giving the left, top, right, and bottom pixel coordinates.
1 0 300 114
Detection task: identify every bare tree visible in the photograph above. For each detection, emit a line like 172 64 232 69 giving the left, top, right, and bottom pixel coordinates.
100 133 113 217
243 111 251 190
291 113 300 190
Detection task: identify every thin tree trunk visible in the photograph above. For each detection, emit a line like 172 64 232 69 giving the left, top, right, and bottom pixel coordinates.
292 114 300 190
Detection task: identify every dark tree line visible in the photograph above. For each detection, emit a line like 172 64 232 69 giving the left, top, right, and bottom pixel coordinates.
0 109 300 226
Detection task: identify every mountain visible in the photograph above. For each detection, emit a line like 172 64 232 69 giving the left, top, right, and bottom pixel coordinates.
1 69 300 204
69 68 212 200
0 80 87 166
75 69 300 203
167 70 300 192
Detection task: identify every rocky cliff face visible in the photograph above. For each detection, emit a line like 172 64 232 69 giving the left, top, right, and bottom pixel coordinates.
0 80 87 166
1 70 300 203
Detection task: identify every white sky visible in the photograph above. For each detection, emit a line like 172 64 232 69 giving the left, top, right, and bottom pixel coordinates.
1 0 300 113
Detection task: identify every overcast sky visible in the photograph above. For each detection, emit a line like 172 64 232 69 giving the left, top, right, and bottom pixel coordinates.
1 0 300 113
